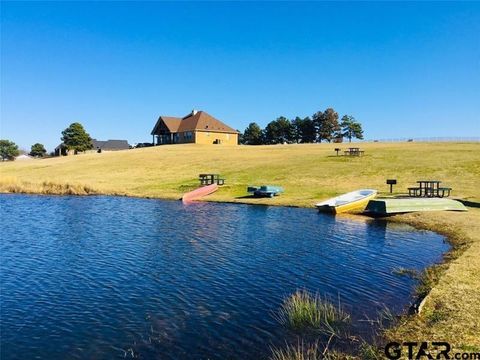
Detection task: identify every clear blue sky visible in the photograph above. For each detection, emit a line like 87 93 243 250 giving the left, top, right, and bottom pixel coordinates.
1 1 479 151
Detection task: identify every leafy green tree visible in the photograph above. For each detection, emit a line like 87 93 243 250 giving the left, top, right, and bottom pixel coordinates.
242 122 263 145
313 108 340 142
275 117 294 144
0 140 20 161
263 121 279 144
29 143 47 157
302 116 317 143
61 122 93 152
291 117 304 143
339 115 364 142
300 117 316 143
292 117 316 143
264 117 294 144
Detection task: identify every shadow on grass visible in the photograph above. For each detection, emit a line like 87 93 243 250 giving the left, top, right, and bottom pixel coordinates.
457 199 480 208
236 195 258 199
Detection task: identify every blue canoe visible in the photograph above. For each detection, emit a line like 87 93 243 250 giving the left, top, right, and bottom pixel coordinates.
248 185 284 198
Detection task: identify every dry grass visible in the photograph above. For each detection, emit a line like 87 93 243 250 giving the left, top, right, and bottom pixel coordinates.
270 342 323 360
269 341 359 360
1 142 479 206
386 209 480 351
0 176 99 195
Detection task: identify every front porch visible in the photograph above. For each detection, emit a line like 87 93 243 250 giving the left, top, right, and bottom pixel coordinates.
153 132 180 145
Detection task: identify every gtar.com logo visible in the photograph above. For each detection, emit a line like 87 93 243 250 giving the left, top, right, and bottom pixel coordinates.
385 342 480 360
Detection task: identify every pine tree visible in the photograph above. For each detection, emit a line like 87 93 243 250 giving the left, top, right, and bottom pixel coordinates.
0 140 20 161
339 115 364 142
313 108 340 142
29 143 47 157
242 122 263 145
61 123 93 152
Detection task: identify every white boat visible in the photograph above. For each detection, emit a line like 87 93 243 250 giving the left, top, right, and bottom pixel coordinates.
315 189 377 214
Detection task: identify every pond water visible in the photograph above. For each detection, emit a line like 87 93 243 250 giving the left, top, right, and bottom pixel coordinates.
0 194 448 359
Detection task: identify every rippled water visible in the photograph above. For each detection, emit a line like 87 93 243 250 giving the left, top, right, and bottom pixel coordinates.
0 194 447 359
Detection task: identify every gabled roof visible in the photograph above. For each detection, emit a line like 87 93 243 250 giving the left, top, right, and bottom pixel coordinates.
152 111 238 135
178 111 238 133
151 116 182 134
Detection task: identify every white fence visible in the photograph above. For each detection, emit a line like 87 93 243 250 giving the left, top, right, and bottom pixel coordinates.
364 137 480 143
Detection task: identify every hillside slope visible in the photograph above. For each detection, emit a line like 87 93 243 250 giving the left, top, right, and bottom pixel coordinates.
1 142 479 206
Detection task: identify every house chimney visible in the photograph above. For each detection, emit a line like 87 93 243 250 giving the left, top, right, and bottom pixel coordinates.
192 109 198 115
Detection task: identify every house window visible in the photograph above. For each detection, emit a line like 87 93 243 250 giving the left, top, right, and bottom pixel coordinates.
184 131 193 140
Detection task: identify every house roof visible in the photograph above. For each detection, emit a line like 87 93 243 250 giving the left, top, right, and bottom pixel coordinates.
92 139 130 150
151 116 182 134
151 111 238 135
179 111 238 133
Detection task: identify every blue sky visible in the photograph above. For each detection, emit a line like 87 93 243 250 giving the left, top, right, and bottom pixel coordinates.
1 1 479 151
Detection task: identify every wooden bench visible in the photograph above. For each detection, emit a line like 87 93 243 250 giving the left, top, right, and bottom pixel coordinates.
344 149 364 156
437 187 452 198
408 187 421 197
198 174 225 186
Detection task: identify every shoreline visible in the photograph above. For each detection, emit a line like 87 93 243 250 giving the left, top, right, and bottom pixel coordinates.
2 188 479 351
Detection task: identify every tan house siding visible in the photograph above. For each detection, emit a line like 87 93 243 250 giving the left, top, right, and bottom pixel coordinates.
194 130 238 145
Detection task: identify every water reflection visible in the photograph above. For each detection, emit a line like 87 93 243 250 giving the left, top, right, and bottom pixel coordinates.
0 194 448 360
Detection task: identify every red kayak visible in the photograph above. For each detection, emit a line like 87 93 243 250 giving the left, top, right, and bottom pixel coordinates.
182 184 218 203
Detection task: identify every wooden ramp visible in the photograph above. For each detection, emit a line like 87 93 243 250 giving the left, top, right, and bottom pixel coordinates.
366 198 467 215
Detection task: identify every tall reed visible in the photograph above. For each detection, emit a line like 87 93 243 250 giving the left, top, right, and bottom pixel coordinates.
275 290 350 337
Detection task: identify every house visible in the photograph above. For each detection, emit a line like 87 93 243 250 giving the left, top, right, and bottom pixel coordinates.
151 110 239 145
54 144 74 156
91 139 130 152
54 139 130 156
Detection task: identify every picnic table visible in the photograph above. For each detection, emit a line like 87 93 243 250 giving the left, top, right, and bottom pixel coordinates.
199 173 225 186
408 180 452 198
344 147 365 156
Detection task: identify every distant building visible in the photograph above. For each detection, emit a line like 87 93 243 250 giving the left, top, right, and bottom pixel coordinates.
15 154 34 161
54 144 74 156
151 110 239 145
91 139 130 151
54 139 130 156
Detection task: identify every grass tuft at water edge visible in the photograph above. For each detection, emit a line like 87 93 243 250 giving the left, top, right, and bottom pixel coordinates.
275 290 350 336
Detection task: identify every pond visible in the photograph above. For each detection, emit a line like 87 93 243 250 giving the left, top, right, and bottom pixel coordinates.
0 194 448 359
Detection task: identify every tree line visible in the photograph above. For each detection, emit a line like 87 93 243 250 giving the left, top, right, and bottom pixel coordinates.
0 122 92 161
241 108 363 145
0 140 50 160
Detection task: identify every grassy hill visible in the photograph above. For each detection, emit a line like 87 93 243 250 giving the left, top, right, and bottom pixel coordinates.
1 142 479 206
